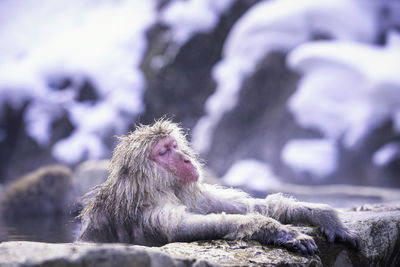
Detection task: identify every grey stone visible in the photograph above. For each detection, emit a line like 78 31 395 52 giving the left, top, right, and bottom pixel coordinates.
0 242 208 267
316 208 400 267
161 240 321 267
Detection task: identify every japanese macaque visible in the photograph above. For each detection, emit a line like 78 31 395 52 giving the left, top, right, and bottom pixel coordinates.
0 165 77 218
78 119 358 255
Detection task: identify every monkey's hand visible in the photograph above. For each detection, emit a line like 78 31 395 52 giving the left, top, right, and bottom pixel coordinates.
280 231 319 256
224 216 319 256
260 194 359 249
165 208 319 256
253 223 319 256
313 205 359 248
320 222 359 248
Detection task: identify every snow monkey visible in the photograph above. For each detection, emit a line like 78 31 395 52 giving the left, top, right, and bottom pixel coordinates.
0 165 76 218
78 119 358 255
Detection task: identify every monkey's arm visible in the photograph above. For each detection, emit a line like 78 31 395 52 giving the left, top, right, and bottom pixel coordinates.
197 185 358 247
194 184 252 214
150 204 318 255
246 193 359 247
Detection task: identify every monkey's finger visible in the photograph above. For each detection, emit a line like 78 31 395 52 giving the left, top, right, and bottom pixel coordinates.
338 230 360 249
307 241 319 255
325 231 335 243
305 239 319 255
336 231 347 242
354 237 361 249
296 242 308 255
306 245 315 256
347 233 360 249
349 238 358 249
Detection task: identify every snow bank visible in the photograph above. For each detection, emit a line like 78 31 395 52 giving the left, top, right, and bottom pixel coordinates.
192 0 376 154
287 31 400 149
160 0 234 45
281 139 338 178
222 159 281 191
0 0 156 164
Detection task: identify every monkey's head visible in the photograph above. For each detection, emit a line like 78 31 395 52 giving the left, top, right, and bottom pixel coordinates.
0 165 76 218
107 119 201 201
80 119 202 226
150 129 199 186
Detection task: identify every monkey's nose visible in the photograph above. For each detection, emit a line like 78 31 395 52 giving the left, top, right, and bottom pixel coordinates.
180 153 191 163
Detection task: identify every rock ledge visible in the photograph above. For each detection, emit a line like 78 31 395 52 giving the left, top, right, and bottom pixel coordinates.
0 204 399 267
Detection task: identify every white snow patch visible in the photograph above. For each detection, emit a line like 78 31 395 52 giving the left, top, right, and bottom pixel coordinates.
25 101 63 146
373 142 400 166
52 131 107 165
281 139 338 179
222 159 281 191
160 0 234 44
288 31 400 148
0 0 156 163
192 0 376 154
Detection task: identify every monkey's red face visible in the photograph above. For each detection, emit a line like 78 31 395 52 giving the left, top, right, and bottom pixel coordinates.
151 136 199 185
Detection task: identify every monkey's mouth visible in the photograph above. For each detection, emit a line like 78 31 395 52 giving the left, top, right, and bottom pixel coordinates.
183 170 199 184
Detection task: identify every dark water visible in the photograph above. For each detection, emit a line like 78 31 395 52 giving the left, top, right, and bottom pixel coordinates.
0 215 80 243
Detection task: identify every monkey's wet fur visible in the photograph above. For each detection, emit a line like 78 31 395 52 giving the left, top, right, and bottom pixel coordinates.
78 119 359 256
1 165 76 218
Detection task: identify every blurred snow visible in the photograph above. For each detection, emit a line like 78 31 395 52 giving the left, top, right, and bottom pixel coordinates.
281 139 338 179
222 159 281 191
0 0 156 164
160 0 234 44
1 0 399 182
25 101 63 146
192 0 376 154
53 131 107 165
288 31 400 148
373 142 400 166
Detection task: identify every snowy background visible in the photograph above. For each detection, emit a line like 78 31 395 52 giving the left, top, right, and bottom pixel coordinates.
1 0 400 189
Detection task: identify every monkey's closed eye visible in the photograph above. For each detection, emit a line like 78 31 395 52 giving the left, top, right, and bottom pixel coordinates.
159 148 168 156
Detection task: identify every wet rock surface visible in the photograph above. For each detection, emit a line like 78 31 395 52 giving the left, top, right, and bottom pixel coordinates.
319 208 400 267
0 242 209 267
161 240 322 267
